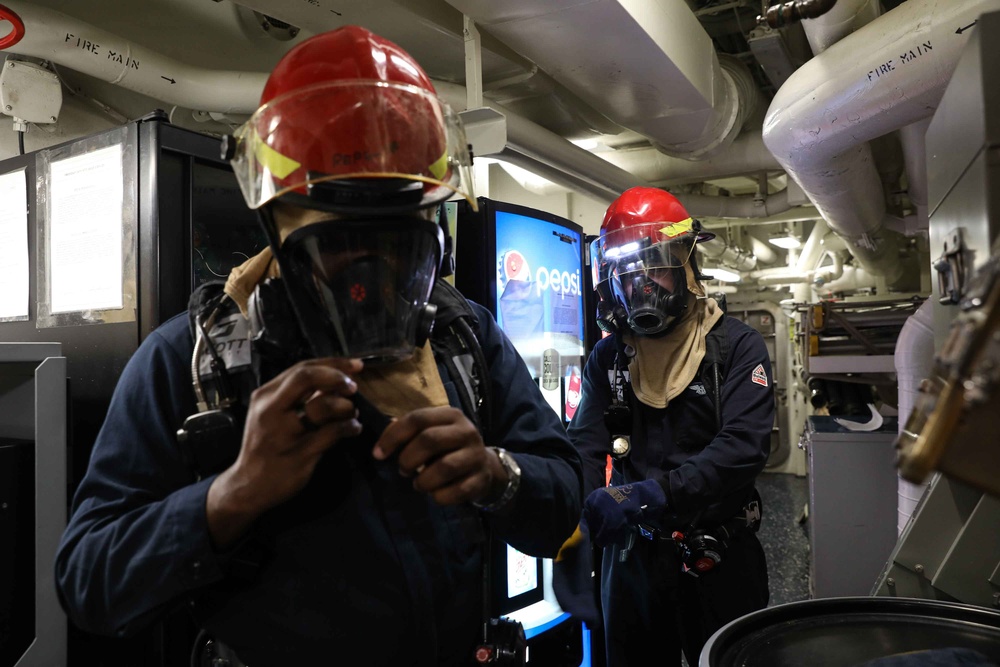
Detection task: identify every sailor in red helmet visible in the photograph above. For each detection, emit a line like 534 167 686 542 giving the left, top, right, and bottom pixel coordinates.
55 26 582 667
564 187 772 666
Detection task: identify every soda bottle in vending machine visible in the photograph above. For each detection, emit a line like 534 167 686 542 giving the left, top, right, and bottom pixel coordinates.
564 364 582 422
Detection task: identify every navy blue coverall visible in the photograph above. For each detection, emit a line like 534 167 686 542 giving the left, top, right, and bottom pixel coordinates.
54 302 583 667
567 315 773 666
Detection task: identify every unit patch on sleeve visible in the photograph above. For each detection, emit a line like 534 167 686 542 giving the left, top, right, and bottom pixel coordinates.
751 363 768 387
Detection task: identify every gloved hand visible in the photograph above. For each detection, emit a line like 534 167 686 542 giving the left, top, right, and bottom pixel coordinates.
582 479 667 548
552 523 601 628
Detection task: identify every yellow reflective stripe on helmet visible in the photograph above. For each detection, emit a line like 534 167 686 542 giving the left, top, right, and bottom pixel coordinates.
428 151 448 180
253 133 301 180
659 217 694 238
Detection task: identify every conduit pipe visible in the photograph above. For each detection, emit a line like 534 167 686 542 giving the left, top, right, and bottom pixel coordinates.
698 235 757 272
894 298 935 535
763 0 1000 283
0 4 646 207
597 131 781 186
677 188 791 220
444 0 761 160
800 0 881 55
752 270 814 286
749 236 778 265
435 82 650 203
812 251 845 286
815 266 877 294
0 1 266 114
899 117 932 230
795 219 830 275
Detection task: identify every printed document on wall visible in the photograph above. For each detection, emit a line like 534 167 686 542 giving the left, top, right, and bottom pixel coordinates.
0 169 29 321
48 144 124 314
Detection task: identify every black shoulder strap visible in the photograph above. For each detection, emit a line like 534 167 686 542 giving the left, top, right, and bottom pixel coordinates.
187 280 229 342
428 280 493 440
700 317 730 432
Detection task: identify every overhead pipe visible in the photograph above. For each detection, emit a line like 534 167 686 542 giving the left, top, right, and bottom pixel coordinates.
763 0 1000 283
798 0 881 55
815 265 877 294
751 270 814 286
435 82 649 204
749 236 779 265
761 0 838 30
698 235 757 273
444 0 761 161
0 4 645 206
899 117 932 231
812 250 845 286
676 188 791 220
894 298 935 535
0 1 266 114
597 131 781 186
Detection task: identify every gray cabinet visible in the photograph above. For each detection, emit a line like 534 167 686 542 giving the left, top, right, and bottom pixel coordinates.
805 416 899 598
0 343 67 667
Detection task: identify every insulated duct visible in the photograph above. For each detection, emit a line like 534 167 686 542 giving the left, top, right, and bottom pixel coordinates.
597 131 781 185
677 188 791 219
698 235 757 273
0 5 646 205
0 0 266 114
444 0 762 160
894 298 935 535
435 82 650 203
800 0 881 55
763 0 1000 282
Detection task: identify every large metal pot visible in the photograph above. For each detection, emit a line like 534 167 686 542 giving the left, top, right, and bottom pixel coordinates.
700 597 1000 667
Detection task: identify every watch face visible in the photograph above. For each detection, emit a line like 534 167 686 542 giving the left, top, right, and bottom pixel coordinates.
500 449 521 477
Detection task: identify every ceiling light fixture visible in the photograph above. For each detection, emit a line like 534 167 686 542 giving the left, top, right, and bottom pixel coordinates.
702 267 742 282
768 232 802 249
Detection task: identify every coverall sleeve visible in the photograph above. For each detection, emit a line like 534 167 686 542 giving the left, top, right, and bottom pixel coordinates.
565 339 616 495
663 325 774 519
54 322 230 637
469 303 584 558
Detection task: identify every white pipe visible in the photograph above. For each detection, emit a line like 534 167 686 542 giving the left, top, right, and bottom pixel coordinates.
749 236 778 265
444 0 759 161
795 219 830 274
899 117 932 232
434 81 649 203
1 1 266 114
894 298 935 535
597 131 781 185
815 265 877 295
753 271 814 287
820 231 848 254
763 0 1000 282
653 55 764 160
698 236 757 272
813 251 845 286
801 0 881 55
676 188 791 220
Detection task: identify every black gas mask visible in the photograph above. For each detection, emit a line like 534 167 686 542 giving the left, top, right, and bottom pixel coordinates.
619 266 688 336
254 211 443 364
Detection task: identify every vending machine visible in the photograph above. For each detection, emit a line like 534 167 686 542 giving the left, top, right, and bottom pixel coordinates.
454 197 591 666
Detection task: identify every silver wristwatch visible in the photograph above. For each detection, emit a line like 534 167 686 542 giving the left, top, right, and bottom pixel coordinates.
474 447 521 512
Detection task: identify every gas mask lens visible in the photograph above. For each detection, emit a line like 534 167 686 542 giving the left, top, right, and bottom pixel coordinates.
281 218 442 363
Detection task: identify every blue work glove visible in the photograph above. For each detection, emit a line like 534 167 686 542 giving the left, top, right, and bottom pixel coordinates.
552 523 601 628
582 479 667 549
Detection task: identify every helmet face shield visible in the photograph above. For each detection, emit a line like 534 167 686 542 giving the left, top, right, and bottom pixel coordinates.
230 81 475 211
591 221 699 336
594 221 698 273
281 218 442 363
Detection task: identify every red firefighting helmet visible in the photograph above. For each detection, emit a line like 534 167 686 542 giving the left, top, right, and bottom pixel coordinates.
229 25 474 213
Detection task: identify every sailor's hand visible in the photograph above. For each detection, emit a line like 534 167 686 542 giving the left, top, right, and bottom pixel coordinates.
372 406 505 506
206 357 363 548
